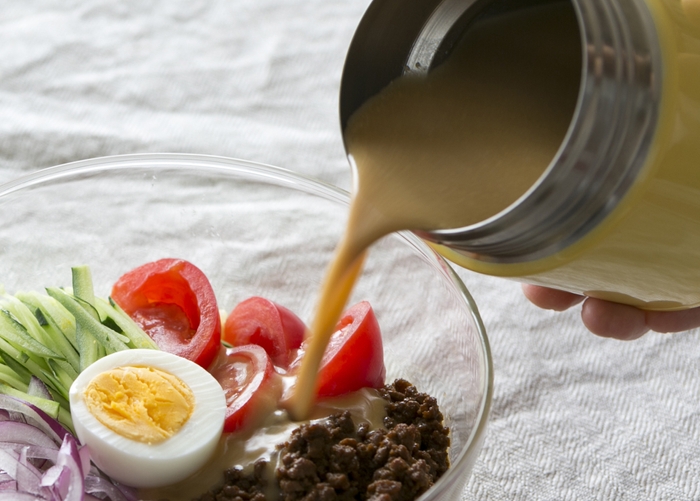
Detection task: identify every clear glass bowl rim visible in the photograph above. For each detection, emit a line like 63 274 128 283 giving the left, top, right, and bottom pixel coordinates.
0 152 493 500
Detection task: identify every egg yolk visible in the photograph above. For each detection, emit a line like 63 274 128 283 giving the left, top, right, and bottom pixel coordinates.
83 365 195 444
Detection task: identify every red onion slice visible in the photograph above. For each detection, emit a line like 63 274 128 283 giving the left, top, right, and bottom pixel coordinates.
0 422 60 450
0 396 68 445
16 447 46 496
27 377 54 402
0 491 47 500
0 395 134 501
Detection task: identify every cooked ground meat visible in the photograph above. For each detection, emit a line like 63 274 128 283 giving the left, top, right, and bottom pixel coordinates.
197 460 268 501
196 379 450 501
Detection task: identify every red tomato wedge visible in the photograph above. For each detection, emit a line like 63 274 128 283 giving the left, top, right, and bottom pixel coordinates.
224 297 306 368
313 301 386 397
210 344 281 433
111 258 221 369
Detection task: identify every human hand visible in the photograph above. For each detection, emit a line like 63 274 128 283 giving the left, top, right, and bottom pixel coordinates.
521 284 700 340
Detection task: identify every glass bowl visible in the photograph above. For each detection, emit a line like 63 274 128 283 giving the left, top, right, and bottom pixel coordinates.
0 153 492 501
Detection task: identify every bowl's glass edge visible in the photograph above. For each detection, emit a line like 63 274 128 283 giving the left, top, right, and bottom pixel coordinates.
0 152 494 498
410 243 493 501
0 153 349 206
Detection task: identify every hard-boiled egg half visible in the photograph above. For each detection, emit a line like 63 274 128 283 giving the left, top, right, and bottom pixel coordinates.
69 349 226 488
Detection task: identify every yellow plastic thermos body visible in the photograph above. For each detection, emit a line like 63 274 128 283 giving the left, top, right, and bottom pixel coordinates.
340 0 700 311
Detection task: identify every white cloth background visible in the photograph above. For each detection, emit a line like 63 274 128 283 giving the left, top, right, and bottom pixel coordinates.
2 1 700 500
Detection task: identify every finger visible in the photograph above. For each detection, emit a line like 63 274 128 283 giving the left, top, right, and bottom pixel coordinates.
521 284 585 311
581 297 649 340
645 306 700 333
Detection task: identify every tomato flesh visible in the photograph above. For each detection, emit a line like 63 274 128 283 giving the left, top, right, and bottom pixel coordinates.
131 303 194 344
111 258 221 369
312 301 386 398
209 344 281 433
112 258 387 430
224 297 306 368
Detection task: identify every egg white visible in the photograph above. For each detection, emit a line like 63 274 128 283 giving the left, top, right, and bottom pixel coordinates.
69 349 226 488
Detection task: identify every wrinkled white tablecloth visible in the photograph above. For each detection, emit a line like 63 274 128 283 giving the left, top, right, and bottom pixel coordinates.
2 2 699 500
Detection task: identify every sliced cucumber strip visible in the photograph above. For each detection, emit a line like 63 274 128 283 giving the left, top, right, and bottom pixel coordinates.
46 288 130 355
98 297 158 350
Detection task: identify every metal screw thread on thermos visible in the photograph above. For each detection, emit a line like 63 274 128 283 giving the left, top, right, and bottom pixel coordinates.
339 0 662 264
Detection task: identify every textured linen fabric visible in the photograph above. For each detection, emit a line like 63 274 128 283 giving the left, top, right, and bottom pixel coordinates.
2 2 700 500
